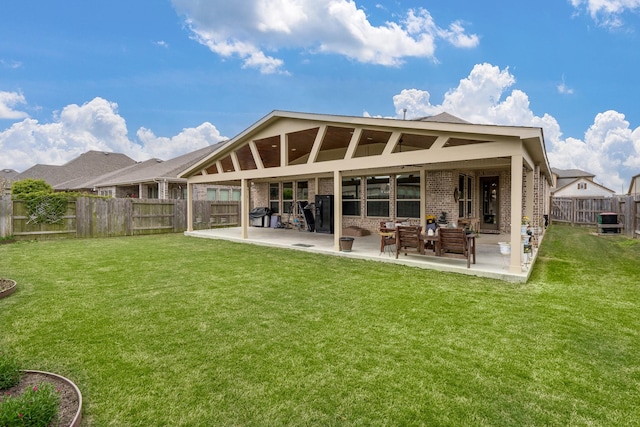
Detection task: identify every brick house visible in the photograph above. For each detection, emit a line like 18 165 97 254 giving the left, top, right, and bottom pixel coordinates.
180 110 553 273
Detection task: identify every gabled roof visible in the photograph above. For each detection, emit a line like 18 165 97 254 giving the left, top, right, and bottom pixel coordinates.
551 167 595 179
14 151 137 189
93 144 223 187
627 173 640 195
550 167 616 193
180 110 552 183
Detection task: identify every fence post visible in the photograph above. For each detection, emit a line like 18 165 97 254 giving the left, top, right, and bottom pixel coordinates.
0 195 12 238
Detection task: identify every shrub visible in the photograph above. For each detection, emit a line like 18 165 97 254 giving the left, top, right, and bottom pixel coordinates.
10 179 53 199
0 382 60 427
0 352 21 390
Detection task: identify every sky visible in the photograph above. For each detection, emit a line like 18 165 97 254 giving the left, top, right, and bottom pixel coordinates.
1 0 640 193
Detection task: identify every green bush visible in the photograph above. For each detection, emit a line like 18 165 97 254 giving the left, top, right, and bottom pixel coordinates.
0 352 21 390
10 179 53 199
0 382 60 427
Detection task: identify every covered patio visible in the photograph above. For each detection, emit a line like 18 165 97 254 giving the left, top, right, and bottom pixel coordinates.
180 110 552 279
185 226 539 283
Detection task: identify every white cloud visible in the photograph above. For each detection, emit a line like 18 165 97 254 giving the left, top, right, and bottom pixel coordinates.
391 63 640 191
571 0 640 28
171 0 479 73
0 97 226 172
0 91 29 119
154 40 169 48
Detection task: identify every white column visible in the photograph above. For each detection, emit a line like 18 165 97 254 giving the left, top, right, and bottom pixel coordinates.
186 182 193 232
241 178 249 239
510 155 524 273
333 170 343 251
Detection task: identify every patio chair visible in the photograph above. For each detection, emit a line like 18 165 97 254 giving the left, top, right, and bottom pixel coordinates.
379 221 395 255
436 228 473 268
395 225 424 258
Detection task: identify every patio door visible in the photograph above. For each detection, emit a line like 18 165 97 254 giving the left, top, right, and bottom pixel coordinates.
480 177 499 232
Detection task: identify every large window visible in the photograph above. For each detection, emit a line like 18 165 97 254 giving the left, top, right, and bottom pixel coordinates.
269 183 280 213
458 174 473 217
283 182 294 214
342 177 361 216
297 181 308 201
366 176 390 217
396 174 420 218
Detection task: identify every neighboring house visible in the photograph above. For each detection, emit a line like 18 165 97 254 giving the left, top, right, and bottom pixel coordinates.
627 173 640 197
8 145 236 200
90 143 236 200
180 110 554 273
551 168 616 198
1 169 19 195
13 151 137 192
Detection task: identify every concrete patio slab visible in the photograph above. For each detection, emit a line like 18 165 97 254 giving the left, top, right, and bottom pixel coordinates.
185 227 539 283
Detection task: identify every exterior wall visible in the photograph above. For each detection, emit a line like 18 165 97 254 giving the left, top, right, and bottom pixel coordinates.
554 178 614 198
426 171 456 224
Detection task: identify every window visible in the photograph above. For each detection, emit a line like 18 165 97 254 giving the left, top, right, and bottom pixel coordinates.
269 183 280 213
396 174 420 218
206 188 217 201
342 177 361 216
296 181 308 201
578 182 588 190
458 174 473 217
148 185 158 199
283 182 294 214
366 176 390 217
232 189 241 201
219 189 230 201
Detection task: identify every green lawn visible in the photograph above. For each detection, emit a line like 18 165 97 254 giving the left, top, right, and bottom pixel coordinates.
1 225 639 426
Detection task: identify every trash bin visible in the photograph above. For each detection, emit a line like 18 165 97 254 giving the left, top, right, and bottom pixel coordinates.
249 207 271 227
339 237 354 252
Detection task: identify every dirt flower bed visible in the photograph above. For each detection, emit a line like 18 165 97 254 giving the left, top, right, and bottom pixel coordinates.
1 372 80 427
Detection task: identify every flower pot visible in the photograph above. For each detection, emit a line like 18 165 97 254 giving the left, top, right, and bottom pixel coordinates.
498 242 511 255
339 237 354 252
0 278 17 299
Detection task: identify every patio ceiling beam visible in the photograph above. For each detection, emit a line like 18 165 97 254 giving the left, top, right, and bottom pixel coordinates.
344 128 362 159
307 125 327 164
248 141 264 170
382 132 402 155
185 140 524 185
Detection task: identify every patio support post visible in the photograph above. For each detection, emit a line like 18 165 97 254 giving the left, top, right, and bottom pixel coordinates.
510 155 524 273
525 167 534 227
241 178 249 239
186 182 193 232
420 169 427 230
333 170 343 251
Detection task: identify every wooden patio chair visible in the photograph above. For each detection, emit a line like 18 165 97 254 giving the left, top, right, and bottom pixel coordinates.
395 225 424 258
436 228 473 268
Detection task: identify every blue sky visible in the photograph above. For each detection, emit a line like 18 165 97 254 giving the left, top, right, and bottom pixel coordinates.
1 0 640 192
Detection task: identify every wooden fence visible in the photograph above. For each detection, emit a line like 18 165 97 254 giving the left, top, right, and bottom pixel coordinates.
0 196 239 240
551 195 639 237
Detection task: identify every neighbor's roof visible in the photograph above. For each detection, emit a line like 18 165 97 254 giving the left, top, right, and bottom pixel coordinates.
416 112 471 124
91 144 224 188
551 167 595 179
14 151 137 189
1 168 19 180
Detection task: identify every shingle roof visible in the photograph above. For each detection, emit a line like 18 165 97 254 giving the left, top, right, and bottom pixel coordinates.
415 112 471 124
14 151 137 189
551 168 595 179
92 144 224 187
